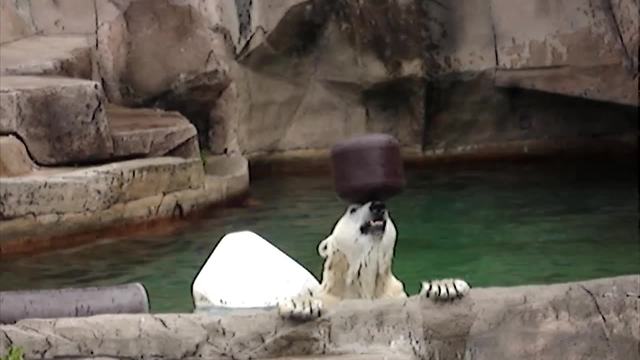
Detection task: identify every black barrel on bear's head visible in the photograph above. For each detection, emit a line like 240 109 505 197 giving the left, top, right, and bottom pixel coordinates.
330 134 406 204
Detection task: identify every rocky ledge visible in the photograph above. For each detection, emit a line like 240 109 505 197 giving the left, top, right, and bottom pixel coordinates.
0 275 638 360
0 154 249 255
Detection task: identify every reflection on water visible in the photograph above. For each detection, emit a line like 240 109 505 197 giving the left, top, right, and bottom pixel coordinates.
1 159 638 312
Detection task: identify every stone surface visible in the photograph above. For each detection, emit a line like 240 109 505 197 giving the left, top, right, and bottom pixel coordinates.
0 0 35 44
491 0 638 106
29 0 97 35
0 157 204 219
232 0 428 155
424 73 639 152
230 0 637 156
0 35 94 79
204 154 250 198
423 0 496 74
94 0 234 146
0 76 113 165
0 135 35 177
107 105 200 159
0 155 250 255
0 276 637 359
610 0 639 72
96 0 233 104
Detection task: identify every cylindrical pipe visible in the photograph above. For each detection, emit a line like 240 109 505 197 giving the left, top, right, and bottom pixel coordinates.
0 283 149 324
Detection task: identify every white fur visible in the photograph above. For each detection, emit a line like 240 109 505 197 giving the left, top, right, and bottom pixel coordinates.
278 202 469 320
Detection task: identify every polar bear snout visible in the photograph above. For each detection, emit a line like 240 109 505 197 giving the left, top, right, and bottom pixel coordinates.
359 201 388 235
370 201 386 216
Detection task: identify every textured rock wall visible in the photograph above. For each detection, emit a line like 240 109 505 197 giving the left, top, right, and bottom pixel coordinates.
229 0 637 157
1 0 636 159
0 276 638 359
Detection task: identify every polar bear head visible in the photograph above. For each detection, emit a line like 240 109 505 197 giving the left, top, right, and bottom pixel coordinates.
319 201 397 260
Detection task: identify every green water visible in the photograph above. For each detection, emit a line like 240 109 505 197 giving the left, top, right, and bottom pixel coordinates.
1 159 638 312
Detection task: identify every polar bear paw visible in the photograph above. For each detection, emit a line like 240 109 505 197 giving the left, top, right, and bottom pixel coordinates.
420 279 470 301
278 298 323 321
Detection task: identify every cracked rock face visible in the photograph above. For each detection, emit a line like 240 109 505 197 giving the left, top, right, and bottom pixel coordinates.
0 276 638 359
95 0 235 147
231 0 428 155
96 0 233 104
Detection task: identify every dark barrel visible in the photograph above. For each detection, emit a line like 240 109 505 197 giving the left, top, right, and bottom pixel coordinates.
0 283 149 324
331 134 406 204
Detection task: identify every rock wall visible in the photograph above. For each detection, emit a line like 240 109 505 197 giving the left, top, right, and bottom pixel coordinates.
4 0 633 159
226 0 638 158
0 276 638 359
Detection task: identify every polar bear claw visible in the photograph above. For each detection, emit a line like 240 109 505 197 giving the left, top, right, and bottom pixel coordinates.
421 279 470 300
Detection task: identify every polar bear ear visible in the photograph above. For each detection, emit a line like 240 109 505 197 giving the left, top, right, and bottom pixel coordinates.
318 236 333 258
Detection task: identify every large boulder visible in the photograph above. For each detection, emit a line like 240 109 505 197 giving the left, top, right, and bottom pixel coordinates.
229 0 428 155
95 0 234 147
0 276 637 359
95 0 233 103
0 76 113 165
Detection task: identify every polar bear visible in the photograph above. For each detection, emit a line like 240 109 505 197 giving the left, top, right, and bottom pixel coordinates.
278 200 470 320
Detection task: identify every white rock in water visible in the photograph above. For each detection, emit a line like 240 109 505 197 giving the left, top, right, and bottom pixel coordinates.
192 231 320 309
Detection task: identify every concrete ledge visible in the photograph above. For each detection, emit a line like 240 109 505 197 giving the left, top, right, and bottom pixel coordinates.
0 157 205 219
0 276 637 359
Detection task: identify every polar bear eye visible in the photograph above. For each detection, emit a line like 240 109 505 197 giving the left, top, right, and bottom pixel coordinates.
348 206 357 214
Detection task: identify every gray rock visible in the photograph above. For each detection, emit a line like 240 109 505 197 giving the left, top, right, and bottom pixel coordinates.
0 0 35 44
0 35 94 79
29 0 97 35
491 0 638 106
96 0 232 104
0 276 637 359
0 76 113 165
0 157 205 219
107 105 200 159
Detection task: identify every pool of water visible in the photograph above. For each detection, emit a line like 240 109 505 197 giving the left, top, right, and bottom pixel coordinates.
1 159 638 312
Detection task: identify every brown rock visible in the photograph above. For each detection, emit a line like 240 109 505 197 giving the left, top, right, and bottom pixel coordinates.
0 135 35 177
